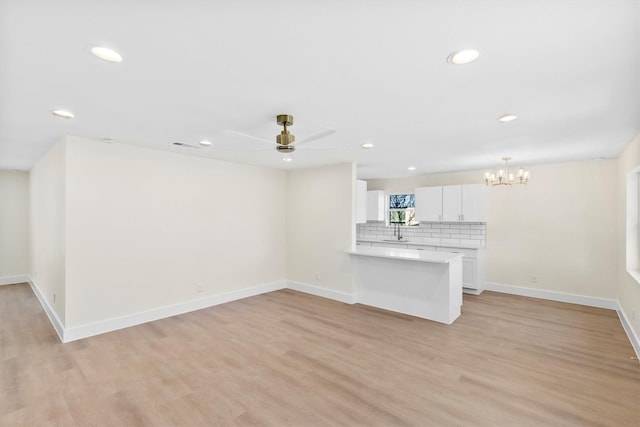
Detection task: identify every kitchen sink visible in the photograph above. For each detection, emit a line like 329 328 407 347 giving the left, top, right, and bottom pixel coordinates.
382 239 411 243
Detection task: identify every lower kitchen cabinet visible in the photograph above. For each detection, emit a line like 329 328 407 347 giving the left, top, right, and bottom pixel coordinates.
436 246 485 294
356 240 485 294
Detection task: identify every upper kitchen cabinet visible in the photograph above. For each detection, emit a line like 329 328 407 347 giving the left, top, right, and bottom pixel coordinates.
415 186 443 222
367 190 385 221
415 184 485 223
442 186 462 222
460 184 485 222
356 180 367 224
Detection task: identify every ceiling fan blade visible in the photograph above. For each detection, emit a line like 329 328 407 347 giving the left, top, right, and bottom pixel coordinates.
221 129 275 145
296 128 337 146
298 145 349 150
210 145 274 153
171 142 202 149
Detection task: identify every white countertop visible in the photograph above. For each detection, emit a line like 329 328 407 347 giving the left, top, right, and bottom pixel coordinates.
356 238 484 250
348 246 464 264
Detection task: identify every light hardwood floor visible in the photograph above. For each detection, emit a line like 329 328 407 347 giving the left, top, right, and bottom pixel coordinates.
1 283 639 426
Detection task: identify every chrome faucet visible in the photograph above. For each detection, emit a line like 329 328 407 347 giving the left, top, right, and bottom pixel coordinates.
394 222 403 240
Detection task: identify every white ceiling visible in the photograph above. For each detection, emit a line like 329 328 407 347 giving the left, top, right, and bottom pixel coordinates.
1 0 638 179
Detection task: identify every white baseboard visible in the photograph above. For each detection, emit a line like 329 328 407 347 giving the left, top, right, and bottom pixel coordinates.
0 275 30 286
484 282 619 310
40 278 353 342
617 304 640 359
287 281 356 304
22 274 640 358
28 278 65 342
63 280 287 343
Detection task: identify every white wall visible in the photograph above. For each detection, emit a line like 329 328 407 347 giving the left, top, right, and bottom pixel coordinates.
617 133 640 343
0 171 30 283
287 163 355 294
25 135 289 329
367 159 618 299
29 139 67 324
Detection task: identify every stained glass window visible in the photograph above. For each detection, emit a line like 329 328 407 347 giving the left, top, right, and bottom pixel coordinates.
389 194 418 226
389 194 415 209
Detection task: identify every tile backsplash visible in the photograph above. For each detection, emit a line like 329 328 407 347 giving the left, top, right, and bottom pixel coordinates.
357 221 486 247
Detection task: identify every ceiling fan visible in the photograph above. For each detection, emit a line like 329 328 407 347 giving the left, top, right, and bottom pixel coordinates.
222 114 336 154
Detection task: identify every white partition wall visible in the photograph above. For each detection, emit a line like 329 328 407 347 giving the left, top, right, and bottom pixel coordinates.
286 163 356 300
29 139 68 330
29 136 288 340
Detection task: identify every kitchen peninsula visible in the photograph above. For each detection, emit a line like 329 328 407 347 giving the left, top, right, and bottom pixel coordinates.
348 246 464 324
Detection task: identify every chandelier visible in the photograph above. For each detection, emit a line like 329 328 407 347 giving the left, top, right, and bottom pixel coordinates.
484 157 530 186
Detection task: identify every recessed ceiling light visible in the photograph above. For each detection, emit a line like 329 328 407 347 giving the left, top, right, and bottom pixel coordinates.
408 166 416 171
498 113 518 122
361 142 374 149
199 140 212 146
90 46 123 63
447 49 480 65
283 157 293 162
52 109 74 119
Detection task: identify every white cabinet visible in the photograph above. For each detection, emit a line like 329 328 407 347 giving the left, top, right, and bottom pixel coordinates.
415 186 443 222
356 180 367 224
461 184 485 222
436 246 485 294
415 184 485 223
367 190 385 221
442 186 462 222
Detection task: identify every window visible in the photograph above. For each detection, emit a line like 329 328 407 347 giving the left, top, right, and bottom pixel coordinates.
389 194 419 226
627 165 640 284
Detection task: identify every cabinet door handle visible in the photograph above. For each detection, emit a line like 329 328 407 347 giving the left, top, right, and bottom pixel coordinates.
461 214 464 221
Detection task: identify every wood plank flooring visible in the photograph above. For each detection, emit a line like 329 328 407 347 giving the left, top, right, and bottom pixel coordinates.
1 283 639 426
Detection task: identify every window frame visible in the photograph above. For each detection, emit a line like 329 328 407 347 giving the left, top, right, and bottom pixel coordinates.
388 193 419 227
626 165 640 284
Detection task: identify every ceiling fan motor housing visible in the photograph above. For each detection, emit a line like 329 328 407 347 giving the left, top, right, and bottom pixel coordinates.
277 132 295 146
276 114 295 147
276 144 295 153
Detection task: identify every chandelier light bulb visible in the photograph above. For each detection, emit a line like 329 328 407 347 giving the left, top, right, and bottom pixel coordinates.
484 157 530 186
